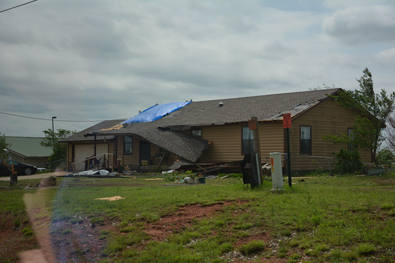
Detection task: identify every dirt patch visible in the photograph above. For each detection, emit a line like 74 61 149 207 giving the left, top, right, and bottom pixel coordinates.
50 217 113 263
0 213 40 262
144 200 248 241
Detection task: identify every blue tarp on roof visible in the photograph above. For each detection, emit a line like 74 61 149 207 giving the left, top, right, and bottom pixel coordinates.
121 101 192 124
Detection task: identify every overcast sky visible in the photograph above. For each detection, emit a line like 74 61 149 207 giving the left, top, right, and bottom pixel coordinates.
1 0 395 137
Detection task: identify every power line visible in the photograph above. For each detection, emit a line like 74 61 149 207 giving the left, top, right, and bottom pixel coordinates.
0 0 37 13
0 111 120 123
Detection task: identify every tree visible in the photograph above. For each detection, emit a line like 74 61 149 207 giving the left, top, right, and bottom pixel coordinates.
41 129 75 169
0 132 11 159
323 68 395 165
376 147 395 166
387 114 395 154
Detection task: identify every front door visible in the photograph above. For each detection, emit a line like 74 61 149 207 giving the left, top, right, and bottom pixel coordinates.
140 141 150 164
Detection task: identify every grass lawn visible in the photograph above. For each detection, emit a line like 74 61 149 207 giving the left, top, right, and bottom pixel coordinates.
1 173 395 262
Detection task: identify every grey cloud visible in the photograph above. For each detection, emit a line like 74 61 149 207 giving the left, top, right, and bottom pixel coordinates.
323 5 395 44
1 0 395 138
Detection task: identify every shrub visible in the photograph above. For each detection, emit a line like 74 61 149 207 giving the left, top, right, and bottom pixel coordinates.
333 149 364 174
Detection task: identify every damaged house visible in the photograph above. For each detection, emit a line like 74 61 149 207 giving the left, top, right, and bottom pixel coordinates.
62 88 371 173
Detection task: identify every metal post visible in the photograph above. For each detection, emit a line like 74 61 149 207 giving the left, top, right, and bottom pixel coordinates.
250 117 263 185
52 116 57 148
286 128 292 187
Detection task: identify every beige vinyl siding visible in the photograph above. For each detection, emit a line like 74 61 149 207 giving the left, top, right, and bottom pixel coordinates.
199 123 284 163
290 98 371 171
199 124 243 162
259 123 284 161
67 144 73 166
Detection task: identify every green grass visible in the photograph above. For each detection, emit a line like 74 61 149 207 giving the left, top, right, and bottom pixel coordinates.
1 174 395 262
239 240 265 256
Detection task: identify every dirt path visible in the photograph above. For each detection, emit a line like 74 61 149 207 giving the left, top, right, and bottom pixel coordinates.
0 171 68 181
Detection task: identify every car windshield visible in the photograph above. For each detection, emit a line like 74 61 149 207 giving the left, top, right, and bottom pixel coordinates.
6 160 19 165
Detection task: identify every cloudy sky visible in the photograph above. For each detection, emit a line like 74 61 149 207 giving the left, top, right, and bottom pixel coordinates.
1 0 395 137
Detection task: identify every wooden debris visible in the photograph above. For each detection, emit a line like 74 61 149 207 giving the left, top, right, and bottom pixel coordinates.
94 196 125 201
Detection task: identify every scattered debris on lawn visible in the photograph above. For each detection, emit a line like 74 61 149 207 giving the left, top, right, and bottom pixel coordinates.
76 170 117 176
162 169 176 174
94 196 125 201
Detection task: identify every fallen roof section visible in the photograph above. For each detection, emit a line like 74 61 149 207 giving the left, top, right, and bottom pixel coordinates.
105 122 208 162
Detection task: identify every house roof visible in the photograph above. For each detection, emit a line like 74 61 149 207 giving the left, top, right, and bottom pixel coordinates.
155 88 341 128
101 88 340 132
5 136 53 158
64 88 341 162
61 119 125 142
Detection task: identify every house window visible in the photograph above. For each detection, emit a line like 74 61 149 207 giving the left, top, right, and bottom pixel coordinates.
348 128 357 151
300 126 312 155
242 126 254 154
124 136 133 154
191 129 202 139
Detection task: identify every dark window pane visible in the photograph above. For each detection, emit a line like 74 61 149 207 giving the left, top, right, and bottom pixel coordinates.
348 129 357 151
300 139 311 155
124 136 133 154
242 127 254 153
243 139 254 153
300 126 311 155
192 129 202 138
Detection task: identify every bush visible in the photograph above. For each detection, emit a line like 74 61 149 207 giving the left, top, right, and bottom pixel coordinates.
333 149 364 174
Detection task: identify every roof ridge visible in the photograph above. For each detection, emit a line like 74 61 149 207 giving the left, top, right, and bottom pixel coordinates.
191 88 341 104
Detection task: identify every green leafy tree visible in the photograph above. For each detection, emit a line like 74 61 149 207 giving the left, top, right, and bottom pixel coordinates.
323 68 395 165
376 147 394 166
387 114 395 154
0 132 11 159
41 129 75 169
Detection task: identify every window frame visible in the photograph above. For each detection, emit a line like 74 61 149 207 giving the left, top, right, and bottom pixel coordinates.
124 135 133 155
241 126 254 154
300 125 312 155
